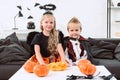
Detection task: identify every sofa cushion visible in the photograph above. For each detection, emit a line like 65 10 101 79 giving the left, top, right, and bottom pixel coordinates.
114 42 120 61
0 43 31 64
88 38 117 59
90 46 114 59
0 38 10 46
0 32 31 64
88 37 117 50
97 40 117 50
88 37 101 46
5 32 21 45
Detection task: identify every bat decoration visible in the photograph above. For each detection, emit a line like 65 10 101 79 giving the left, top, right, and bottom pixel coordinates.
39 4 56 11
34 3 40 7
17 6 22 10
27 8 31 10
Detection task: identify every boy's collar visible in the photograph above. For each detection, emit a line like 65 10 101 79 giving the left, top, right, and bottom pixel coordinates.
69 37 78 41
68 35 86 41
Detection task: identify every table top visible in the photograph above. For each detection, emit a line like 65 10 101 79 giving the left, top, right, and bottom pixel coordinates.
9 65 117 80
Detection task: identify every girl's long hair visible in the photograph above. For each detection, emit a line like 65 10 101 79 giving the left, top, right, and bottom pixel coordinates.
40 12 59 54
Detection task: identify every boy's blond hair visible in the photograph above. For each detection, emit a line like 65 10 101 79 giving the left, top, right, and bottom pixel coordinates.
67 17 82 30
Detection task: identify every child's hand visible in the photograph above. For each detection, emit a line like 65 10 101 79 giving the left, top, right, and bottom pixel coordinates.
63 60 71 67
72 63 77 66
39 61 45 65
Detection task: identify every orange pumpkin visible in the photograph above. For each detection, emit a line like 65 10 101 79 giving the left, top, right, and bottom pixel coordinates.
23 55 37 73
33 64 49 77
23 60 37 73
78 60 96 76
77 59 91 67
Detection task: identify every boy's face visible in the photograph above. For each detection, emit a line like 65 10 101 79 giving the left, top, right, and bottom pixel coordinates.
68 23 81 39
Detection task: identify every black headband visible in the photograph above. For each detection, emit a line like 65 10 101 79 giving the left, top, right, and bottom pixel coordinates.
43 11 53 15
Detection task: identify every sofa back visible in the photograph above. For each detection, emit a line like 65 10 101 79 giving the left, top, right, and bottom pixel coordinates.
88 38 120 45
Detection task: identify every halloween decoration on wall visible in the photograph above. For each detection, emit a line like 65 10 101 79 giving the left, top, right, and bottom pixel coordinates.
13 3 56 30
34 2 56 12
27 15 35 29
34 3 40 7
39 4 56 11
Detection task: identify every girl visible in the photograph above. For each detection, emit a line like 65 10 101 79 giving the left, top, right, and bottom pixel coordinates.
63 17 97 66
31 12 66 65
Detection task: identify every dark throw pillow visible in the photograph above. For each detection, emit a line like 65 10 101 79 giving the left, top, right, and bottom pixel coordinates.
114 42 120 61
0 39 10 46
91 46 114 59
0 32 31 64
88 38 116 59
97 40 117 50
0 42 31 64
88 37 101 46
5 32 21 45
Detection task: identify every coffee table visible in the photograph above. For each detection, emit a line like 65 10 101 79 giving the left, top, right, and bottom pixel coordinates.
9 65 117 80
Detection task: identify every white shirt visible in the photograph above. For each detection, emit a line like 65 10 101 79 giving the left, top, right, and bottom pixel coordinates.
65 39 87 66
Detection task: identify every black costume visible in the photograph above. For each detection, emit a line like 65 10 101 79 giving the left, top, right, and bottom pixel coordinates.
63 35 98 65
31 30 64 58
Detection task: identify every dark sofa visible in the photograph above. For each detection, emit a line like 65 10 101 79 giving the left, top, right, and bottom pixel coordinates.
0 32 120 80
0 33 31 80
88 38 120 80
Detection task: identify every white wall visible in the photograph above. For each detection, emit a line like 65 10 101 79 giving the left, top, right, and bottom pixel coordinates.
0 0 107 38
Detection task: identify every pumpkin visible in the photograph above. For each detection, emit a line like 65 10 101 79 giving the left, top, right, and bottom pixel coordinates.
33 64 49 77
77 59 91 67
79 63 96 76
78 59 96 76
49 61 67 71
23 55 37 73
23 60 37 73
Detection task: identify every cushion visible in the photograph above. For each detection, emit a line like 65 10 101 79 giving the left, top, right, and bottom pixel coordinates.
5 32 21 45
88 37 100 46
97 40 117 50
88 38 116 59
114 42 120 61
0 42 31 64
0 32 31 64
88 37 117 50
0 39 10 46
91 46 114 59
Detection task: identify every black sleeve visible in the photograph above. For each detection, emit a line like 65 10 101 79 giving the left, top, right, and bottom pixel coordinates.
30 33 41 54
58 30 64 43
62 36 69 51
31 33 41 46
26 31 39 46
